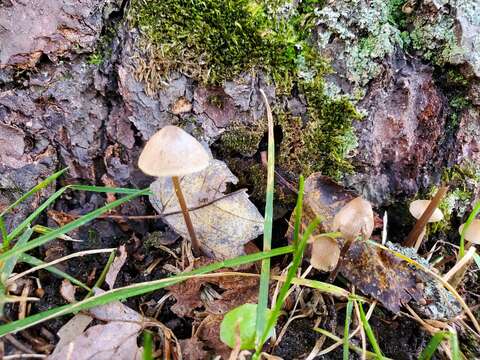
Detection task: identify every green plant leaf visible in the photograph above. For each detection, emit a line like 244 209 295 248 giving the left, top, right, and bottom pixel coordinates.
255 89 275 348
418 331 448 360
0 168 68 218
221 303 273 350
343 299 354 360
357 300 384 359
0 189 149 263
0 245 294 336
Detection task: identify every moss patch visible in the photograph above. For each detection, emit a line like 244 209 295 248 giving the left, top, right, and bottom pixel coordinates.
128 0 320 92
130 0 362 200
427 163 480 234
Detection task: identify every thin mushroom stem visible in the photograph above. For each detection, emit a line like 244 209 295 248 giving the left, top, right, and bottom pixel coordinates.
404 186 448 248
413 228 427 251
328 235 355 283
172 176 201 256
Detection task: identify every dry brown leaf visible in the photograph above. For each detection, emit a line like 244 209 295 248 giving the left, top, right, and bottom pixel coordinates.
50 314 93 356
298 173 419 312
49 321 143 360
340 241 423 313
60 279 77 303
168 258 258 317
50 289 144 360
179 336 209 360
105 245 127 290
197 314 231 359
150 159 264 259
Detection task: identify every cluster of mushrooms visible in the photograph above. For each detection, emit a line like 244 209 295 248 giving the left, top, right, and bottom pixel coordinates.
137 125 479 284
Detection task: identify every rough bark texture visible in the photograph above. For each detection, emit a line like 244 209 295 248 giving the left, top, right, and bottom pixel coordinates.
1 0 480 356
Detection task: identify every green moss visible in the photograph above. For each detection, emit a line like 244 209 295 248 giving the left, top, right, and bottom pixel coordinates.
88 22 119 66
128 0 319 92
220 120 265 157
221 75 361 181
130 0 362 199
277 77 362 179
387 0 407 28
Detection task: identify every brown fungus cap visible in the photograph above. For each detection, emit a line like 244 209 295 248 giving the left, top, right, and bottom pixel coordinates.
332 196 374 240
138 125 210 177
458 219 480 244
311 236 340 272
409 200 444 222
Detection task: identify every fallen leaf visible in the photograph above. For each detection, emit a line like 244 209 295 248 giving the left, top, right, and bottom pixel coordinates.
179 336 209 360
106 245 128 290
197 314 231 359
60 279 77 303
48 321 142 360
50 314 93 356
340 241 423 313
168 259 258 317
50 289 144 360
150 159 264 259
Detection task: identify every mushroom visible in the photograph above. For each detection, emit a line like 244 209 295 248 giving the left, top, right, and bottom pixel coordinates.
328 196 374 282
443 220 480 287
310 236 340 272
138 125 210 256
458 220 480 245
408 199 444 251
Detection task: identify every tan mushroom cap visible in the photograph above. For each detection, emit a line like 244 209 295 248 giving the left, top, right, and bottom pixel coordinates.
311 236 340 272
409 200 444 222
332 197 374 240
458 220 480 244
138 125 210 177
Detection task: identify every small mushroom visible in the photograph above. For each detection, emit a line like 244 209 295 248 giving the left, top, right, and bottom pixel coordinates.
444 221 480 287
328 196 374 282
310 236 340 272
458 220 480 245
138 125 210 256
409 200 444 250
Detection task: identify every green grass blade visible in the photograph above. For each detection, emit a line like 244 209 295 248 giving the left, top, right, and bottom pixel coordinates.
0 168 68 218
357 301 384 359
343 299 354 360
0 227 33 315
255 89 276 350
449 331 460 360
1 227 33 282
0 217 8 251
19 253 90 291
418 331 449 360
256 216 321 356
285 277 355 299
0 189 149 263
68 185 152 195
460 201 480 258
0 246 294 336
7 187 67 243
143 331 153 360
292 175 305 248
314 327 391 360
85 250 116 298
